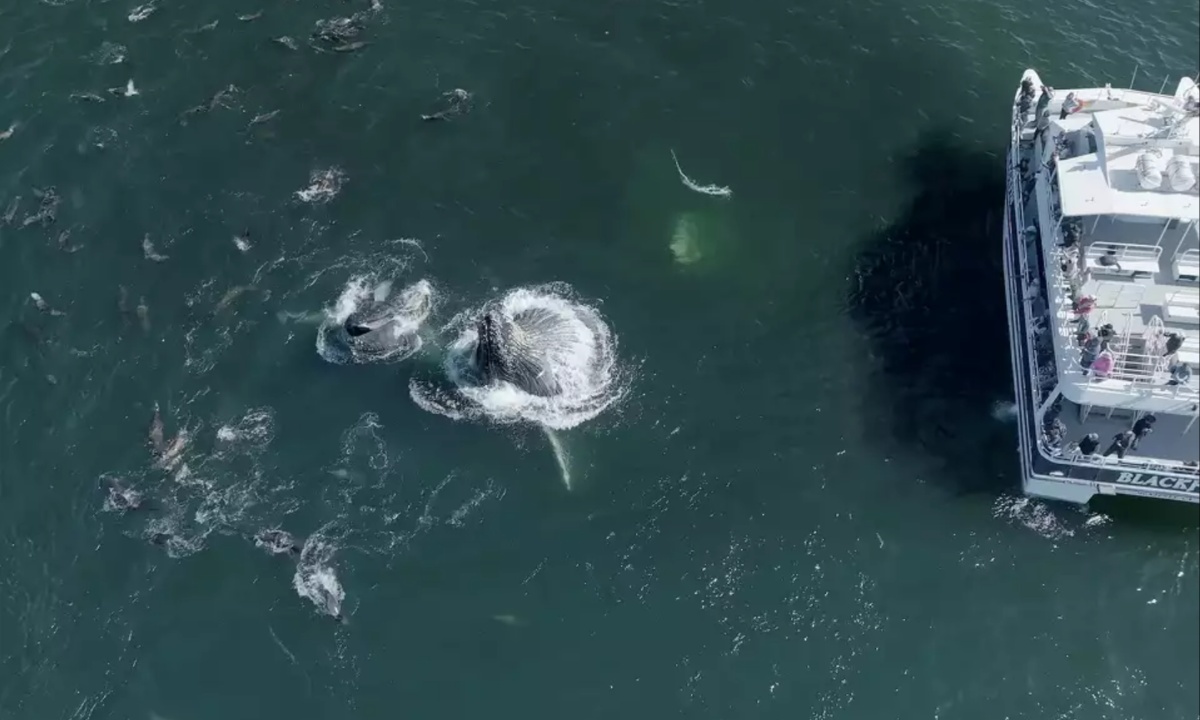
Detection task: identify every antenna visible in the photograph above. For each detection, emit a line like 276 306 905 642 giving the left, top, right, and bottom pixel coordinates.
1159 75 1170 94
1129 63 1140 90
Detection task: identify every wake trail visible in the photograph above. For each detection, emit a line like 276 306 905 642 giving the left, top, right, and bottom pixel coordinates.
268 625 299 666
671 149 732 198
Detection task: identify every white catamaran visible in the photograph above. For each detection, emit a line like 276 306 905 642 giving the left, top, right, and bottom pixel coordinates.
1004 69 1200 504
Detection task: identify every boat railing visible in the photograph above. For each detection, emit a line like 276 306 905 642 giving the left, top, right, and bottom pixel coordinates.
1083 242 1163 276
1173 248 1200 283
1055 319 1199 394
1037 213 1198 395
1007 119 1056 412
1049 440 1200 477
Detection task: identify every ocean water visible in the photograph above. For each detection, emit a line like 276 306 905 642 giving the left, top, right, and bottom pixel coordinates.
1 0 1198 718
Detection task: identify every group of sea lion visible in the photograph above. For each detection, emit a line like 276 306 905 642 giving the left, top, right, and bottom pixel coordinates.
103 406 311 577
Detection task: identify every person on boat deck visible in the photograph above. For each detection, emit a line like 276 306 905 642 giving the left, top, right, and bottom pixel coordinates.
1164 332 1185 356
1167 362 1193 387
1185 94 1199 118
1076 432 1100 456
1089 349 1115 377
1072 317 1092 345
1079 335 1102 369
1042 418 1067 453
1103 430 1135 459
1131 414 1157 450
1034 86 1054 141
1059 92 1083 119
1017 78 1036 115
1097 248 1122 271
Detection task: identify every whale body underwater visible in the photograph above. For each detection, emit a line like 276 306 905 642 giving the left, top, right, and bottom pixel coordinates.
339 279 433 361
471 306 567 397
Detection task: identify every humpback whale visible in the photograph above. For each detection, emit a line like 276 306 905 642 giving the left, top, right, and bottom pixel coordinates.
472 308 563 397
341 279 432 361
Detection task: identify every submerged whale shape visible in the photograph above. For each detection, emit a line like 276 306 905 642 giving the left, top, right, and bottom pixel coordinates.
342 279 432 361
473 307 565 397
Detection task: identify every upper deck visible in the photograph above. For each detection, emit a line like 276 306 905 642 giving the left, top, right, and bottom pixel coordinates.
1029 79 1200 416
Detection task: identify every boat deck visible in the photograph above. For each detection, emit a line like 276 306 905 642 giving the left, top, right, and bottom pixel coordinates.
1005 70 1200 503
1067 215 1200 364
1051 398 1200 476
1026 85 1200 399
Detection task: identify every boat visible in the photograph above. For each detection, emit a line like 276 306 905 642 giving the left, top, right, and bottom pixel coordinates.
1003 68 1200 504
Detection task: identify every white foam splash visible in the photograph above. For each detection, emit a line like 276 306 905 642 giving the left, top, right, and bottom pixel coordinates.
295 167 346 204
409 283 629 430
215 407 276 450
992 495 1075 540
293 534 345 621
339 412 389 471
89 42 127 65
128 2 156 22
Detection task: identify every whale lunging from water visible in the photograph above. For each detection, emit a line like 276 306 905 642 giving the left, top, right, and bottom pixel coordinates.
473 307 566 397
342 279 432 360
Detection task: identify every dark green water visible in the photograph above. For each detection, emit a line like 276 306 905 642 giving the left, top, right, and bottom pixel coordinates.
2 0 1198 718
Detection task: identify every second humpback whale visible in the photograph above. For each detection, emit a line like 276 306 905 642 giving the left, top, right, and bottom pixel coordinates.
340 279 432 361
472 307 564 397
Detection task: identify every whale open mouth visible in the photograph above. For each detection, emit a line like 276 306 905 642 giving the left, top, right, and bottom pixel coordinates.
408 283 629 429
345 322 373 337
473 309 562 397
318 278 436 365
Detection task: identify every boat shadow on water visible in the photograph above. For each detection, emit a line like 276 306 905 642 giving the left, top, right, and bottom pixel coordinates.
848 129 1017 496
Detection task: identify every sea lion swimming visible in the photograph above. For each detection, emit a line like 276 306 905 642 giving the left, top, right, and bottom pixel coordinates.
101 477 144 511
421 88 472 122
339 279 433 361
3 196 20 224
142 233 168 262
472 308 563 397
23 187 60 227
57 228 83 253
312 15 365 45
147 403 188 470
255 529 302 556
29 292 66 317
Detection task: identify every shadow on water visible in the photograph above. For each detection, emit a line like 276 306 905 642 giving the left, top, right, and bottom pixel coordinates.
849 130 1200 527
848 129 1017 496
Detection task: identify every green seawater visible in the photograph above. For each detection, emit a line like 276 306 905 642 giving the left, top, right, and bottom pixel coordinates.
1 0 1197 718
